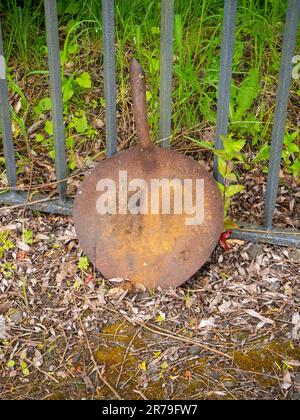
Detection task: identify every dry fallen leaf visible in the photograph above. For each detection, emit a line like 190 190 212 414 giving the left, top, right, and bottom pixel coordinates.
16 241 31 252
199 318 216 329
282 370 292 390
33 349 44 368
244 309 275 326
292 312 300 340
108 277 125 284
0 315 7 340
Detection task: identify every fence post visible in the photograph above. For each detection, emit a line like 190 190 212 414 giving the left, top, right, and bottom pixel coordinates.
264 0 300 229
102 0 118 157
159 0 174 148
0 20 17 188
213 0 237 183
44 0 67 201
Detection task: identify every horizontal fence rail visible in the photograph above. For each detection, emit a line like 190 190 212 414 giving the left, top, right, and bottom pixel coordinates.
0 0 299 248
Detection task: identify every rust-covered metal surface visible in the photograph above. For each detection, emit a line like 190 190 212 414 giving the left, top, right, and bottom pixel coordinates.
74 59 223 289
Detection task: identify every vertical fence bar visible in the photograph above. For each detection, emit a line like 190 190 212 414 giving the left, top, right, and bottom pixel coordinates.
159 0 174 148
102 0 117 156
0 20 17 188
44 0 67 200
213 0 237 183
264 0 300 229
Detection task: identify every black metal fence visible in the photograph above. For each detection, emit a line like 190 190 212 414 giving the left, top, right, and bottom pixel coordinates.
0 0 299 247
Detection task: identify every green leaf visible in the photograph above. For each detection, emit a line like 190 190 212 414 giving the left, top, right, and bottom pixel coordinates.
66 136 75 149
199 96 216 124
34 97 52 114
229 82 238 119
156 312 165 323
234 69 259 121
75 72 92 89
213 149 228 160
217 182 225 194
22 368 30 376
45 121 53 135
253 143 270 163
49 149 55 160
146 91 152 101
22 229 33 245
140 361 147 371
224 138 246 153
135 24 141 49
70 114 88 133
7 360 15 368
291 159 300 178
292 59 300 80
35 133 45 143
226 172 237 182
62 78 74 102
233 41 244 67
186 137 214 150
68 43 80 55
226 184 245 197
224 196 231 213
223 217 239 230
78 256 89 271
218 158 227 178
287 143 299 154
151 26 160 35
20 361 27 370
69 156 76 171
284 132 298 145
65 2 81 15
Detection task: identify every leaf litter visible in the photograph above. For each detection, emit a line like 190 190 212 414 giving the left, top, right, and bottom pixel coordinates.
0 207 299 400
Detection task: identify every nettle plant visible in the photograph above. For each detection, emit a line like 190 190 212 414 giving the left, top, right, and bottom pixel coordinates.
253 130 300 179
253 56 300 179
212 136 245 230
289 55 300 179
34 72 96 171
188 134 245 231
229 68 260 134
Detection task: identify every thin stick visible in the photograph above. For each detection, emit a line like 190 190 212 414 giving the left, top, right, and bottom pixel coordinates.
135 321 232 359
0 193 58 211
79 318 123 400
115 330 139 389
24 357 59 384
98 305 232 360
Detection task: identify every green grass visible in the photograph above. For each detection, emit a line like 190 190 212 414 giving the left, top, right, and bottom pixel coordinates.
0 0 299 181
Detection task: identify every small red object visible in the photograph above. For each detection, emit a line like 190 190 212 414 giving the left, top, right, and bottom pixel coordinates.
219 231 232 252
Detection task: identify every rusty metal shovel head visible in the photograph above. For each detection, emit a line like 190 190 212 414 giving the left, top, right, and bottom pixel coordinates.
73 59 224 289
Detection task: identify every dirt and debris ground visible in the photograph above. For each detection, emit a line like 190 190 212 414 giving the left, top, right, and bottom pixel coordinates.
0 205 299 400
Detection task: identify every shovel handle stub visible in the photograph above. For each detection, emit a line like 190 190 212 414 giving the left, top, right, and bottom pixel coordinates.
130 59 152 148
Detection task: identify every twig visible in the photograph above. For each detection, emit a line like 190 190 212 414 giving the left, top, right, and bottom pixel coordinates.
0 192 60 211
79 318 123 400
98 305 232 360
133 389 148 400
115 329 139 389
135 321 232 359
24 357 59 384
